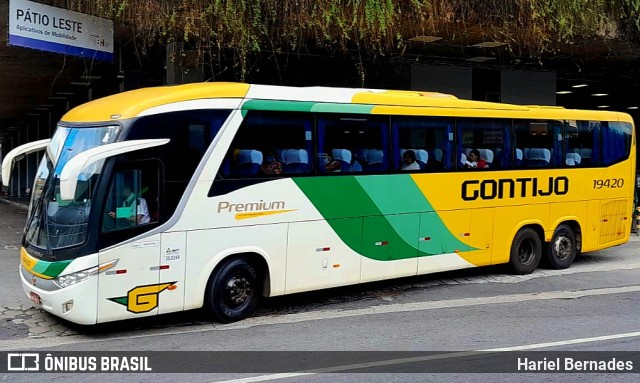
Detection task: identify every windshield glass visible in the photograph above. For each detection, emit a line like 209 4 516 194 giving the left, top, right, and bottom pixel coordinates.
25 125 120 251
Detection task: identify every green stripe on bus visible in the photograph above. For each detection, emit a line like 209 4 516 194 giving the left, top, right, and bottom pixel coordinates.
355 175 428 214
32 262 49 274
241 100 316 112
355 175 474 252
294 176 436 260
241 100 376 114
293 176 380 220
32 259 72 278
310 103 375 114
43 260 73 278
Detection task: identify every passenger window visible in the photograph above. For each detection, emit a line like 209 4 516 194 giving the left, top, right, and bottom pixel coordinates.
392 116 452 172
565 120 598 167
458 118 509 169
602 121 633 166
127 110 228 180
102 166 160 233
318 114 388 174
126 110 229 222
220 111 313 177
514 119 562 168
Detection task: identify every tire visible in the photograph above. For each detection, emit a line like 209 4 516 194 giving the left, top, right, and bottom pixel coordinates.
546 224 577 269
509 228 542 275
205 258 261 323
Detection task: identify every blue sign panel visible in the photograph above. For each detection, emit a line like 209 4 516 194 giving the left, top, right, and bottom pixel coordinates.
9 0 114 61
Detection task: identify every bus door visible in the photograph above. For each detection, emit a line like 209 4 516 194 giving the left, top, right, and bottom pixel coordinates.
97 168 165 322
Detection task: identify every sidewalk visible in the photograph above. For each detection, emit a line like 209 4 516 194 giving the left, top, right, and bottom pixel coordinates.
0 197 29 310
0 200 80 339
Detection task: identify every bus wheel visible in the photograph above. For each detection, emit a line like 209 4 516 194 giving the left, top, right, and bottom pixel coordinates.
509 228 542 275
205 258 260 323
546 224 576 269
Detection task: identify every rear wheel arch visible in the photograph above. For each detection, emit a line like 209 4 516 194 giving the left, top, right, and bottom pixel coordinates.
206 251 271 297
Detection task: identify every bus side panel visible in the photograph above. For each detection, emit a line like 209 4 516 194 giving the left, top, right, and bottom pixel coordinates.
548 201 588 242
285 218 362 294
360 214 419 283
417 210 474 274
159 231 187 314
583 199 602 252
593 198 631 248
183 224 287 310
468 207 494 266
97 234 162 323
360 257 418 284
491 204 550 265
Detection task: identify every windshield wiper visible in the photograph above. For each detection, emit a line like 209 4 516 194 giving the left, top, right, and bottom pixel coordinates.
24 163 54 257
40 176 57 259
24 183 47 244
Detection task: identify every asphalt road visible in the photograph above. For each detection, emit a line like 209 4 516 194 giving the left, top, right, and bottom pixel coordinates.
1 199 639 382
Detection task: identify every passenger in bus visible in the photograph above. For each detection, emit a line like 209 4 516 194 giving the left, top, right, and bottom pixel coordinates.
108 184 151 225
401 150 420 171
348 155 363 172
321 155 342 172
464 149 489 169
260 150 283 175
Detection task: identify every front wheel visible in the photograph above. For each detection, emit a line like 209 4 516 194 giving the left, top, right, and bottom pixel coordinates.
205 258 261 323
509 228 542 275
546 224 576 269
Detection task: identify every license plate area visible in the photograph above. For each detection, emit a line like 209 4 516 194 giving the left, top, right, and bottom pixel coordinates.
29 291 41 306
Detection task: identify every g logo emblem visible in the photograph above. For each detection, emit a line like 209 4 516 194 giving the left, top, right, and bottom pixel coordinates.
108 282 176 313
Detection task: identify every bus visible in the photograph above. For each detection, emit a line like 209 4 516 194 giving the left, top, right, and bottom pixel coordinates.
1 82 635 325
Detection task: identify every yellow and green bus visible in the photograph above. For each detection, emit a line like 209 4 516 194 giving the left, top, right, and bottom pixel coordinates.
2 82 635 324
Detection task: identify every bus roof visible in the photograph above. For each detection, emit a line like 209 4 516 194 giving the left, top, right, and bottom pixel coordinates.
61 82 633 124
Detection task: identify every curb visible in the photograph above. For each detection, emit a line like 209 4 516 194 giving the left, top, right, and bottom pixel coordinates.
0 198 29 210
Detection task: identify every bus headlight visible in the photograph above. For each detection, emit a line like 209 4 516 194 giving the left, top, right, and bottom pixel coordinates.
54 259 118 288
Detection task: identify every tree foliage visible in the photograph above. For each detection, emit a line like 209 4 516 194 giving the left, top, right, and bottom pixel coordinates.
47 0 640 80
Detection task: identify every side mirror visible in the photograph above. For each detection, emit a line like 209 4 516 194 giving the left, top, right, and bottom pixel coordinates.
1 139 51 186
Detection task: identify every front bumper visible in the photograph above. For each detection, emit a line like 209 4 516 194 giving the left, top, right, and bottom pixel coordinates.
20 265 98 325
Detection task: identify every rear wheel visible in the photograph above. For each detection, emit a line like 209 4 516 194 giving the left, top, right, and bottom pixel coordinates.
205 258 260 323
546 224 576 269
509 228 542 275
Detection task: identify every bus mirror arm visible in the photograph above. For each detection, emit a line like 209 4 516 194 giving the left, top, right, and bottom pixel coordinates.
1 138 51 187
59 138 170 201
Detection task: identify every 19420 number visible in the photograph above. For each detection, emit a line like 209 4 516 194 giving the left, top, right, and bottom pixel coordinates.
593 178 624 189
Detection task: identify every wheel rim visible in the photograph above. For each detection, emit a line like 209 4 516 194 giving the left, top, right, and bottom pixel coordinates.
518 238 536 265
223 272 254 309
553 235 572 260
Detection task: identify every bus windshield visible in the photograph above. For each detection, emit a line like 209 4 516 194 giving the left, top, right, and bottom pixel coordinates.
25 125 120 252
